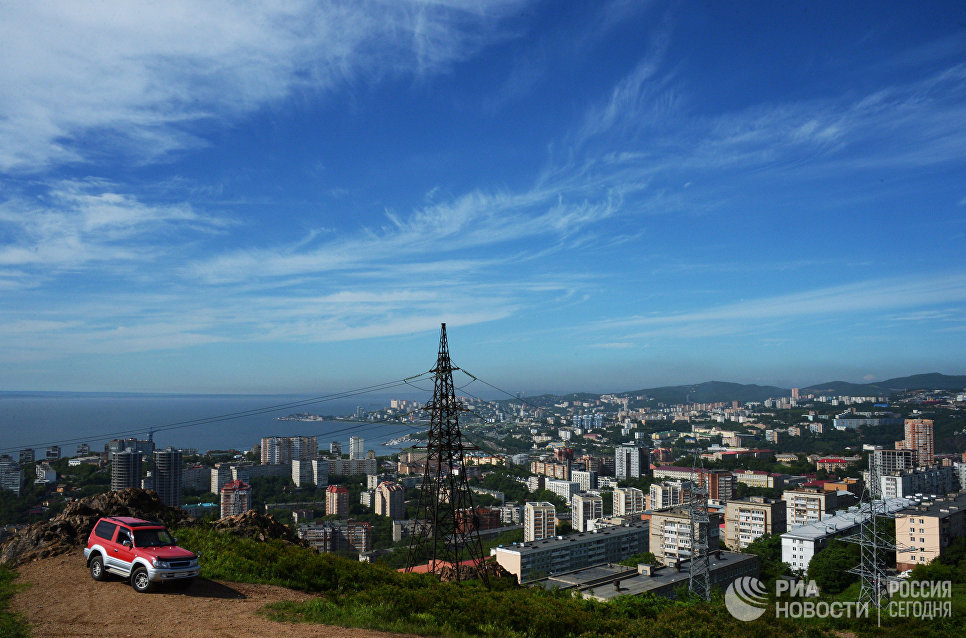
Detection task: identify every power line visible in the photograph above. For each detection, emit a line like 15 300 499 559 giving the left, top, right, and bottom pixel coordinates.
0 373 434 455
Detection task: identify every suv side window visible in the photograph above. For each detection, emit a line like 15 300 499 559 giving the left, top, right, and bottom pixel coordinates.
93 520 118 541
117 528 133 545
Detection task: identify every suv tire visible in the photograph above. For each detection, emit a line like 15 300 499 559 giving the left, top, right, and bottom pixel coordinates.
89 555 107 581
131 567 151 593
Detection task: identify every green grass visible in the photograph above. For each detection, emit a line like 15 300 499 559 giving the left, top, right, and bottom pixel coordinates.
173 526 821 637
174 526 966 638
0 565 30 638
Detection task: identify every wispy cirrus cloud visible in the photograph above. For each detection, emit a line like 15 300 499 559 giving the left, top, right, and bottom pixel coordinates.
0 180 228 274
0 1 527 172
596 273 966 339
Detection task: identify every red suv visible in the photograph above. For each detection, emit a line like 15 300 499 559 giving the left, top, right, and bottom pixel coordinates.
84 516 200 592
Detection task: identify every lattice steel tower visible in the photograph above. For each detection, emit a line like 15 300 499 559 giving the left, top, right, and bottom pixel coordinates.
843 454 906 609
405 324 488 584
687 455 711 600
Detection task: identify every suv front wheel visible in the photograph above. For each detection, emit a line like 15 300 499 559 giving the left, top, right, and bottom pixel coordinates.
131 567 151 593
89 555 107 581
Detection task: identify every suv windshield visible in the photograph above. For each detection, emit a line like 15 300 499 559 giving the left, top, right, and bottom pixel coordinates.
133 528 176 547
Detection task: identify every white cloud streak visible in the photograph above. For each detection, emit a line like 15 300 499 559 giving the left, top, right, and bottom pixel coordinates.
0 0 526 172
598 274 966 339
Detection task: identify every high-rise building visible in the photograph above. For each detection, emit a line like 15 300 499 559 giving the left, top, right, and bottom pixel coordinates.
46 445 61 460
870 448 917 477
571 494 603 532
111 450 142 490
897 419 935 465
326 485 350 518
374 481 406 519
18 449 34 465
524 501 556 542
0 455 23 496
613 486 646 516
724 497 787 550
349 436 365 461
570 470 598 491
330 441 342 455
260 436 318 465
76 443 91 456
152 447 183 507
615 443 649 480
292 459 328 488
220 479 252 518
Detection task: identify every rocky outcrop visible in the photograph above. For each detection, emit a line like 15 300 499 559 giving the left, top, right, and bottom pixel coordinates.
436 560 514 583
209 510 306 546
0 488 191 567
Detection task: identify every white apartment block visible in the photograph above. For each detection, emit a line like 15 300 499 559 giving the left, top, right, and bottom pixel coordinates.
546 479 580 503
524 501 556 542
571 494 603 532
613 486 646 516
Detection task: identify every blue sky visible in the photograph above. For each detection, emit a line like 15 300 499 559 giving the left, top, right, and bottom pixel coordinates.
1 1 965 395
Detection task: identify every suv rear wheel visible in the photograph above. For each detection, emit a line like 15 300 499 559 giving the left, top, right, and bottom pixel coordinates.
89 555 107 581
131 567 151 593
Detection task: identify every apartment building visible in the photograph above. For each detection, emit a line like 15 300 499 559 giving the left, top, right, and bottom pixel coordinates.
782 488 839 528
724 497 787 550
879 466 955 500
326 485 350 518
781 497 914 572
613 486 646 516
152 447 183 507
648 481 691 511
571 494 603 532
491 520 650 583
260 435 318 465
524 501 556 542
374 481 406 519
220 479 252 518
649 507 721 566
897 419 935 465
615 444 649 480
895 492 966 571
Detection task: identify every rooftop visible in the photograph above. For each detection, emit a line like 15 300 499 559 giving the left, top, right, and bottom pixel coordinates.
492 521 650 557
897 492 966 519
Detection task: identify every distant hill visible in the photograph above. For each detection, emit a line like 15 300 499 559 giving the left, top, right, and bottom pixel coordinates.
803 372 966 396
621 381 790 405
492 373 965 408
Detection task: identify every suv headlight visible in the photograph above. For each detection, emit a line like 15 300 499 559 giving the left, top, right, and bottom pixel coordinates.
152 558 170 569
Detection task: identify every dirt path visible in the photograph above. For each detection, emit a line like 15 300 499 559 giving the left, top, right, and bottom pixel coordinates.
11 553 411 638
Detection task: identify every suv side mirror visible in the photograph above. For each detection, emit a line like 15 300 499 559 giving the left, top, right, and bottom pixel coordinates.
122 540 132 548
172 537 178 544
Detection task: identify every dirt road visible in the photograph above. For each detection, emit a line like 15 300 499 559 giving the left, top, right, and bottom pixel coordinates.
11 553 410 638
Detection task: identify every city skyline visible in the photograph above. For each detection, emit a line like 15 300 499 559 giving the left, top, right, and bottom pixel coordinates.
2 2 965 394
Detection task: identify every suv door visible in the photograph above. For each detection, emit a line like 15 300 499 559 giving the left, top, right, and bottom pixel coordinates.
111 526 137 574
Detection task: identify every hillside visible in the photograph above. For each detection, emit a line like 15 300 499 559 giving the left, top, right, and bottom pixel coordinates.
9 553 400 638
803 372 966 396
497 373 966 407
622 381 791 404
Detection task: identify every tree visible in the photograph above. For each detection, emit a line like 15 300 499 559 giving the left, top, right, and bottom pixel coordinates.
807 539 859 595
743 533 789 584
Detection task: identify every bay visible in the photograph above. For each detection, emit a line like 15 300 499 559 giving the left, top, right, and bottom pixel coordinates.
0 393 424 459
